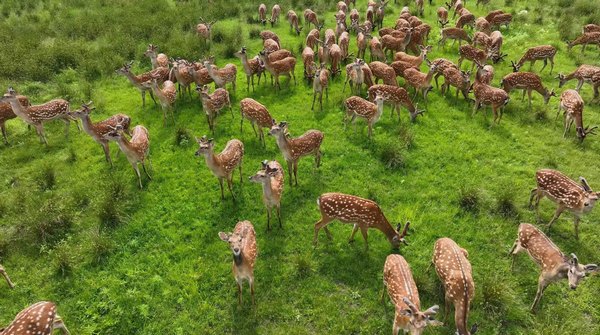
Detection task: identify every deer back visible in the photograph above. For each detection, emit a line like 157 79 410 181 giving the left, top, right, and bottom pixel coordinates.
516 223 565 272
318 193 389 228
288 130 324 160
240 98 273 128
345 96 377 118
1 301 66 335
218 139 244 174
27 99 70 122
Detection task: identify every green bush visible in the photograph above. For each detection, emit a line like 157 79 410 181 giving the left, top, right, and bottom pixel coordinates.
458 186 481 213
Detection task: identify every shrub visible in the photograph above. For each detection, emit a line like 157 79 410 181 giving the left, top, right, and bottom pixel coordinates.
174 128 193 146
51 240 75 276
37 165 56 191
248 28 261 39
295 256 312 278
33 200 73 244
495 187 519 219
379 142 406 170
458 186 481 213
98 198 124 230
90 231 115 264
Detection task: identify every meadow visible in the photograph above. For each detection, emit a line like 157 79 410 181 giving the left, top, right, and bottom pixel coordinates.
0 0 600 334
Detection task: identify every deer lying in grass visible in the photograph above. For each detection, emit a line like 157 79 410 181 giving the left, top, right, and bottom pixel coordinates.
344 95 386 138
557 89 597 144
382 254 443 335
1 87 77 144
239 98 274 146
197 85 232 135
314 192 410 250
219 221 257 305
195 136 244 200
269 121 323 186
557 64 600 93
567 32 600 54
0 301 71 334
234 47 265 92
0 94 29 144
500 72 555 108
249 160 284 230
68 101 131 167
510 223 598 312
0 263 15 288
433 238 478 335
529 169 599 239
105 124 151 189
512 45 557 74
368 84 425 122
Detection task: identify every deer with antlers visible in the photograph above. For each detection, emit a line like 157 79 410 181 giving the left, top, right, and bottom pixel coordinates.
472 63 509 124
195 136 243 200
103 124 151 189
196 17 215 42
314 193 410 250
557 89 597 144
0 263 15 289
234 47 265 92
500 72 555 108
311 64 330 111
438 27 471 48
269 121 323 186
344 95 386 138
203 60 237 92
1 88 78 144
258 4 267 25
368 84 425 122
219 221 257 305
239 98 274 147
375 0 389 29
141 76 176 125
0 301 71 335
510 223 598 312
433 238 478 335
249 160 284 230
403 62 438 103
197 85 232 135
68 101 131 167
144 44 169 70
304 9 322 30
529 169 600 239
382 255 443 335
456 10 476 29
512 45 557 74
557 64 600 93
0 95 29 144
287 10 302 35
258 50 296 90
567 32 600 54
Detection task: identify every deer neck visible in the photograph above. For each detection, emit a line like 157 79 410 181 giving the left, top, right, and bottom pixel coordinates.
203 150 223 173
123 71 144 87
6 98 32 123
79 114 97 137
274 133 293 160
261 177 275 200
375 214 398 244
149 54 158 69
239 54 252 73
424 68 436 85
115 136 136 157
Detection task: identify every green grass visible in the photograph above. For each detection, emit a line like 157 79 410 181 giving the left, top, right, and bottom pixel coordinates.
1 0 600 334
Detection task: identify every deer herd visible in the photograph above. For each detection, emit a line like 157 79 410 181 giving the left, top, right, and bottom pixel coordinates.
1 1 599 334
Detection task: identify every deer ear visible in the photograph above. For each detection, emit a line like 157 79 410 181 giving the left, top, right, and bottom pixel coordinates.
570 253 579 266
428 319 444 327
218 232 231 242
396 222 402 232
470 323 479 334
400 309 413 317
584 264 598 273
261 160 269 169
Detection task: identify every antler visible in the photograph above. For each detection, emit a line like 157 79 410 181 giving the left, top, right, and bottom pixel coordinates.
402 297 419 313
579 177 593 192
423 305 440 316
584 126 598 136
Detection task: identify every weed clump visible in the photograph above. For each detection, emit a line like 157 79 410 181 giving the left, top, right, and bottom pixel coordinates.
98 182 128 230
37 165 56 191
458 186 481 213
295 256 313 278
379 142 406 170
51 240 74 276
90 231 115 264
174 128 193 146
495 188 519 219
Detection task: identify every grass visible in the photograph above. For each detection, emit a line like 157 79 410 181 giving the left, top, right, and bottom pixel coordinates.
1 0 600 334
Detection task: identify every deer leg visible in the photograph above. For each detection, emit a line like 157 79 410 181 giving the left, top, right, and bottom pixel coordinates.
313 217 333 246
149 90 157 106
443 296 451 321
582 43 587 54
250 121 257 136
540 59 548 72
250 277 255 305
237 278 243 304
348 224 359 243
132 163 143 189
573 216 580 240
53 316 71 335
529 60 535 71
575 79 584 92
509 240 523 270
1 123 8 144
101 142 113 167
141 90 146 108
34 124 48 145
266 207 272 231
527 89 533 109
546 205 565 230
530 277 549 313
312 91 317 110
227 176 236 200
528 188 539 210
142 162 152 180
359 226 369 250
276 205 282 228
293 160 299 186
521 89 526 102
218 177 225 200
239 161 243 183
549 57 555 75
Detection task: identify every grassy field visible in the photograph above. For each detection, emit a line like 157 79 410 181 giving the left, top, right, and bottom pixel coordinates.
1 0 600 334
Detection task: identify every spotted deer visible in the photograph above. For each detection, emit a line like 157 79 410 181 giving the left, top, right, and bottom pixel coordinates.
375 0 389 29
394 45 431 68
489 13 512 30
302 47 316 80
195 136 243 200
382 255 443 335
196 17 215 42
249 160 284 230
169 59 195 98
557 65 600 93
103 124 151 189
329 44 343 76
512 45 557 74
338 1 348 13
456 11 476 29
484 9 504 23
500 72 555 108
311 64 330 111
447 0 463 18
430 58 459 89
488 30 506 63
381 28 414 57
0 301 71 335
349 9 360 32
234 47 265 92
263 38 278 51
370 36 385 62
390 60 417 78
0 263 14 289
438 27 471 48
259 50 296 90
141 76 176 125
529 169 600 239
415 0 424 17
269 4 281 26
366 1 375 25
306 29 321 52
509 223 598 311
583 23 600 33
368 84 425 122
557 89 597 144
438 7 449 27
314 193 410 250
304 9 322 30
458 44 489 72
185 60 214 88
403 62 438 102
197 85 232 135
68 101 131 167
1 88 76 144
344 95 386 138
0 95 29 144
339 32 351 61
472 63 509 124
440 67 472 101
567 32 600 54
269 121 323 186
258 4 267 25
287 10 302 35
116 61 164 106
239 98 274 146
260 30 281 48
144 44 169 70
344 59 366 95
219 221 257 305
475 17 491 34
357 27 369 59
203 60 237 92
369 61 398 86
433 238 478 335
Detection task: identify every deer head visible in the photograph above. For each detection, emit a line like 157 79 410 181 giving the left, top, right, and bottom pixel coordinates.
400 297 443 334
103 124 126 140
249 160 280 183
392 221 410 248
219 230 245 265
195 135 214 156
566 253 598 289
510 60 520 72
196 85 211 99
543 88 556 105
576 125 598 143
268 121 289 138
556 73 568 87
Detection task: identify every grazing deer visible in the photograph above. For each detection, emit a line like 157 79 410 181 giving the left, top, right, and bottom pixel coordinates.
557 64 600 93
349 9 360 31
1 88 77 144
583 23 600 33
239 98 274 146
438 27 471 48
433 238 477 335
203 60 237 92
500 72 555 108
0 301 71 335
382 255 443 335
218 221 257 305
306 29 321 52
196 17 215 42
68 101 131 167
557 89 597 144
141 76 177 125
512 45 557 74
263 38 280 53
447 0 463 18
390 60 417 78
104 124 151 189
312 64 330 111
406 25 431 54
260 30 281 48
304 9 322 30
475 17 491 34
144 44 169 70
0 263 14 288
456 12 476 29
269 121 323 186
403 62 438 102
509 223 598 311
197 85 232 135
484 9 504 23
344 95 386 138
472 63 509 124
369 61 398 86
303 47 316 80
488 30 506 63
329 44 343 76
472 31 491 50
269 4 281 26
234 47 265 91
249 160 284 230
258 50 297 90
314 193 410 250
344 59 366 95
368 84 425 122
458 44 489 72
335 15 347 40
530 169 600 239
287 10 302 35
489 13 512 30
567 32 600 54
195 136 244 200
258 4 267 25
116 61 163 107
394 45 431 68
438 7 449 27
441 67 472 101
0 95 29 144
